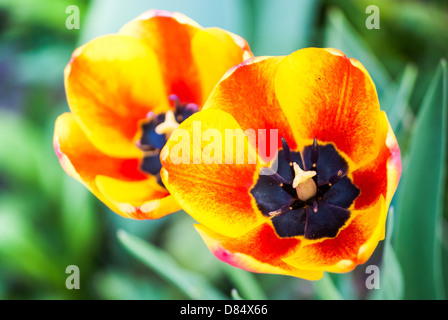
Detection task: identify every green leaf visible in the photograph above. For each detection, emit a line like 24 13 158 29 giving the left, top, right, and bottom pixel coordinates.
163 214 222 279
252 0 318 55
0 195 62 285
221 264 267 300
0 111 42 186
80 0 250 45
368 208 404 300
385 64 418 133
313 273 343 300
94 269 169 300
59 175 99 262
323 7 395 106
394 60 447 299
230 288 244 300
117 229 226 300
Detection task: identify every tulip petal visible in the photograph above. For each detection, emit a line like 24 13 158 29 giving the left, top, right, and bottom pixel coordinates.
95 176 180 220
302 143 349 186
65 34 169 159
120 10 253 107
191 27 253 103
322 176 360 208
140 114 168 150
283 196 386 273
119 10 203 105
54 113 178 219
203 56 297 160
195 223 323 280
141 153 163 176
160 109 267 237
271 208 307 238
304 202 350 240
352 112 401 209
275 48 388 168
250 173 296 217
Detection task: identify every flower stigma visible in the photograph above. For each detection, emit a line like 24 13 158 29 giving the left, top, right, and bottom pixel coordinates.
292 162 317 201
155 110 179 138
250 137 360 239
135 94 199 184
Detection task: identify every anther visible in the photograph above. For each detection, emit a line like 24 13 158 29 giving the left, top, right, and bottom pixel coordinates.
185 103 199 113
146 111 156 119
313 201 318 213
268 201 294 217
329 169 344 185
311 138 319 165
169 94 180 107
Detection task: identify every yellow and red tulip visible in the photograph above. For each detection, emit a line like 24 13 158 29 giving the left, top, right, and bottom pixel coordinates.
53 10 252 219
160 48 402 279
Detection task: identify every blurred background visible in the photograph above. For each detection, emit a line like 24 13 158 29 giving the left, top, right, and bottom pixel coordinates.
0 0 447 300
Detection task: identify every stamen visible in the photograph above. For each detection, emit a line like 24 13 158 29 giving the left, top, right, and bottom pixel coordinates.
268 200 294 217
329 170 344 185
281 137 291 164
251 138 359 240
146 111 156 119
185 103 199 113
313 201 318 213
292 163 316 188
155 110 179 137
260 167 290 185
169 94 180 107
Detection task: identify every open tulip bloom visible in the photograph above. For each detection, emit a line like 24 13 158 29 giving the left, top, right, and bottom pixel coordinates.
53 8 402 280
161 48 402 279
53 10 252 219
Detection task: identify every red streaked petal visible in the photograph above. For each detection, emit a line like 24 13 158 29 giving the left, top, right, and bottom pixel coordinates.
195 223 323 280
54 113 178 219
54 113 147 182
283 196 386 273
120 10 253 107
119 10 203 105
95 176 180 219
160 109 267 237
275 47 387 168
191 27 253 104
202 56 297 162
352 112 402 209
65 34 169 158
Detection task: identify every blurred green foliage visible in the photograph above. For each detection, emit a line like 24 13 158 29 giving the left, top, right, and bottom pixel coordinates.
0 0 447 300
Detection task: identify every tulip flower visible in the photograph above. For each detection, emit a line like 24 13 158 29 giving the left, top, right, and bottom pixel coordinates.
53 10 252 219
160 48 402 279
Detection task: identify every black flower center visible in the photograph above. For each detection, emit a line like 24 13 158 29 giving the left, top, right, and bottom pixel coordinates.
137 95 198 186
250 138 360 240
